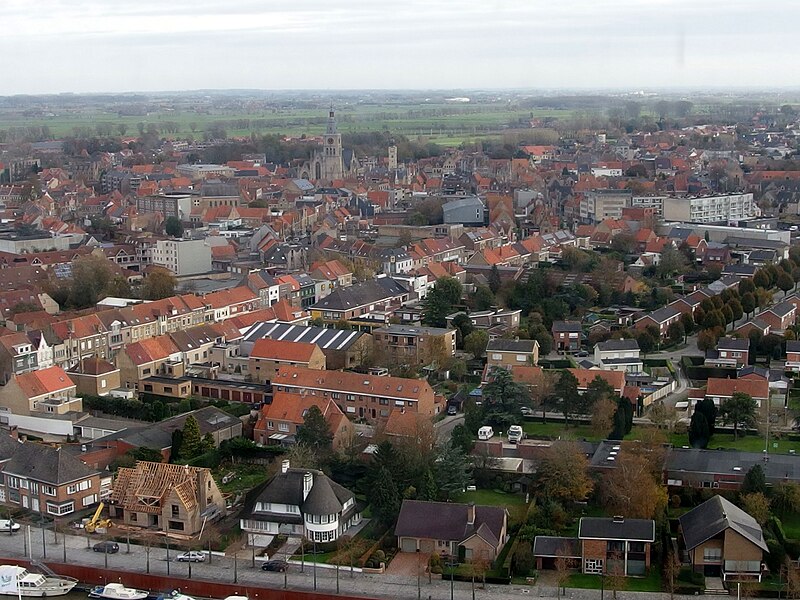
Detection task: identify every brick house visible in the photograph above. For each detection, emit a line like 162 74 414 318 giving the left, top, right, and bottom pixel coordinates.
248 339 326 383
786 340 800 373
759 301 796 332
0 366 82 416
551 321 583 352
0 433 107 516
371 325 456 366
704 337 750 368
395 499 508 561
253 391 354 451
67 357 121 397
679 495 767 581
578 517 655 576
567 368 625 397
486 338 539 368
634 305 682 338
704 377 769 408
271 366 438 421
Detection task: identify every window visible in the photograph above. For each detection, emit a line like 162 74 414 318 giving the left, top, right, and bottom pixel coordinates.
82 494 96 507
267 420 274 430
704 548 722 561
168 520 184 531
42 485 56 496
67 484 76 494
278 423 289 432
171 505 179 517
46 502 74 516
130 513 137 522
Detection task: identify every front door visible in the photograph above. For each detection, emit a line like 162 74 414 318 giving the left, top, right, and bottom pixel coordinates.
32 498 39 513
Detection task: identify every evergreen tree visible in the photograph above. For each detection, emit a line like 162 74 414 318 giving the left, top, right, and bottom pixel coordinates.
296 405 333 452
695 397 718 436
169 429 184 463
719 392 758 440
371 466 402 525
741 464 767 496
180 415 203 460
450 423 474 454
488 265 502 294
422 277 463 327
688 410 710 449
610 397 634 440
483 366 530 430
555 370 585 425
434 441 472 500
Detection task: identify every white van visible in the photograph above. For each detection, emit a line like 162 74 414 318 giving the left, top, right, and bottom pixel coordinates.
0 519 19 532
507 425 524 444
477 426 494 441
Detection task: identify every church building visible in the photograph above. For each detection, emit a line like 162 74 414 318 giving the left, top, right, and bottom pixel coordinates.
298 110 357 184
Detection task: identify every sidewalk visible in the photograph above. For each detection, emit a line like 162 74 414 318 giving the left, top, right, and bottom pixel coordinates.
0 523 709 600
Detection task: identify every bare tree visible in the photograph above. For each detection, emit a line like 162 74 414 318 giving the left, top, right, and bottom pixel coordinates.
606 552 627 600
554 546 576 600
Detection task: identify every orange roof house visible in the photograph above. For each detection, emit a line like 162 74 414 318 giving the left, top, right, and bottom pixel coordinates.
254 391 354 450
0 365 81 416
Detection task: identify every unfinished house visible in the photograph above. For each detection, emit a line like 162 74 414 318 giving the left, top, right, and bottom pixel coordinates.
108 461 226 535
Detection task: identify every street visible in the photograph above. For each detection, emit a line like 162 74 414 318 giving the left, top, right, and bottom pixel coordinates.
0 524 701 600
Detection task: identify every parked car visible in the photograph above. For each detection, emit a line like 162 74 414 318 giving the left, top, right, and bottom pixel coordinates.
446 405 457 415
477 426 494 441
177 551 206 563
0 519 20 532
507 425 524 444
262 560 289 572
93 541 119 554
520 406 535 417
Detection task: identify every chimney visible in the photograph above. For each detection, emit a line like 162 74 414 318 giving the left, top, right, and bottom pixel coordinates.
303 472 313 500
467 502 475 526
281 459 290 474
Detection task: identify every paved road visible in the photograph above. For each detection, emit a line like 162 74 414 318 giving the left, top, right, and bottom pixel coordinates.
435 414 464 442
2 524 702 600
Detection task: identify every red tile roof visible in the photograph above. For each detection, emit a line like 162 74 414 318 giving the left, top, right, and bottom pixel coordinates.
705 377 769 399
16 366 75 398
250 339 319 363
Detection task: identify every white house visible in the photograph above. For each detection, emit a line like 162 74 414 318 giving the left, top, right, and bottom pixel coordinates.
239 460 361 547
593 339 642 373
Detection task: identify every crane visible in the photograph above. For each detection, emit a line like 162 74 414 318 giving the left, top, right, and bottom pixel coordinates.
85 502 112 533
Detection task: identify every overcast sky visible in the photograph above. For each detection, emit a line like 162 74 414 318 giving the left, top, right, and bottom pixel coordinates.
3 0 798 95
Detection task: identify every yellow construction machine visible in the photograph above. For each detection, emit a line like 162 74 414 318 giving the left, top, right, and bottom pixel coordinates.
84 502 113 533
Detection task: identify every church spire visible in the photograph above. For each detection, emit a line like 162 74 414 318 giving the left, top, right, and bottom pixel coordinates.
326 106 337 135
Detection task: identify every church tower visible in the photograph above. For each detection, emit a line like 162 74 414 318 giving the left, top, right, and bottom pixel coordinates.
321 108 344 183
388 139 398 170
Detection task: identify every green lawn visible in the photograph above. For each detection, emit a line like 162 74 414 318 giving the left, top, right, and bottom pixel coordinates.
779 512 800 539
668 432 800 453
522 421 647 443
566 569 662 592
453 489 527 507
453 489 528 526
215 463 270 495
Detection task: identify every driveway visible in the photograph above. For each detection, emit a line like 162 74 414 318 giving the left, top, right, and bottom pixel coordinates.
384 551 427 578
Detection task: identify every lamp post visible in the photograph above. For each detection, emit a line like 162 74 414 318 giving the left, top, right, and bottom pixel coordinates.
417 549 421 600
313 539 317 591
40 516 46 560
166 539 170 576
234 552 238 584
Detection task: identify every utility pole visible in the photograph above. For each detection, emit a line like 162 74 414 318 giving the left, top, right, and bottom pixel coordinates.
40 516 46 559
313 539 317 591
166 539 170 576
